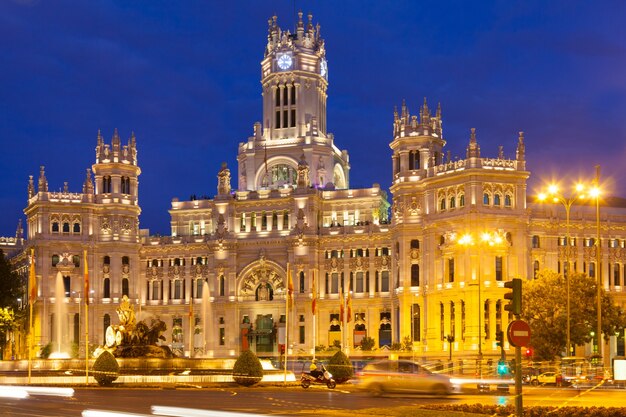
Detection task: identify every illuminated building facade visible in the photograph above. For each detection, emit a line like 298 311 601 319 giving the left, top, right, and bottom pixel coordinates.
12 13 626 360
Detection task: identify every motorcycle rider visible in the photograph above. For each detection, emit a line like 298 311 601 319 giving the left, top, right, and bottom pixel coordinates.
309 359 324 380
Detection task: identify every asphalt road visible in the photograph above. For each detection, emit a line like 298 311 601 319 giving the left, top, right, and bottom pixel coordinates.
2 385 625 417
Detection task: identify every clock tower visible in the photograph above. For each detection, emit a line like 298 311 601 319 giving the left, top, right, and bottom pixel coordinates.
237 12 349 191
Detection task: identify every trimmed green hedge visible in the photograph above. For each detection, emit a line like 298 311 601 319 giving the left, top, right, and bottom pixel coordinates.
92 350 119 386
419 404 626 417
232 350 263 386
327 350 353 383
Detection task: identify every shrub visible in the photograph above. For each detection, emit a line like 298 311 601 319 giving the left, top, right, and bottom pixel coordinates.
327 350 353 383
360 336 376 351
39 343 52 359
402 335 413 351
232 349 263 386
92 350 119 386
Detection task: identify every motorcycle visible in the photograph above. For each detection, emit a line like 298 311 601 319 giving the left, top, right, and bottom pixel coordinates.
301 364 337 389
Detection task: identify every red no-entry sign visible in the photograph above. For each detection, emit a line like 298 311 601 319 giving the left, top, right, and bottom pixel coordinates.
507 320 531 347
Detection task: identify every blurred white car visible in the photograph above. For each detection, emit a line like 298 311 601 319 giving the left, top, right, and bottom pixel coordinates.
355 359 453 395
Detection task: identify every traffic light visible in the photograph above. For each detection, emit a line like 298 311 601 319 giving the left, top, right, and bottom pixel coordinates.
496 330 504 349
497 359 508 376
504 278 522 316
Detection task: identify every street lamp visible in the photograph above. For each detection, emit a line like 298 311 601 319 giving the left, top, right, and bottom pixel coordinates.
456 231 506 358
591 165 602 360
537 182 589 356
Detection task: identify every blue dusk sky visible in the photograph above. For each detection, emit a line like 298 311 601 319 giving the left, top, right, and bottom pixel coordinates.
1 1 625 236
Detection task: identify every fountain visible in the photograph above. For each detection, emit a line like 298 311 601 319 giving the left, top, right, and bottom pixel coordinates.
49 272 70 359
201 280 213 357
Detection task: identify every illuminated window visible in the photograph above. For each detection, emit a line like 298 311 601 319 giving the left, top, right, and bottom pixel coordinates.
483 193 490 205
104 278 111 299
411 264 420 286
494 194 501 206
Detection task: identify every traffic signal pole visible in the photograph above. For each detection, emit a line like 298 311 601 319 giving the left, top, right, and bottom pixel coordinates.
504 278 526 417
514 345 522 417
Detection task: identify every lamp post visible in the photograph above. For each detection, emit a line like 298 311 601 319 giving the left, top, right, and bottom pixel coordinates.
537 183 588 356
457 231 506 364
591 166 602 360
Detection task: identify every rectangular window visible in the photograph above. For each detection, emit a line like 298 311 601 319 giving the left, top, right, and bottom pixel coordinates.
381 271 389 292
495 256 503 281
355 272 364 293
412 304 420 342
283 86 288 105
331 273 339 294
299 326 305 344
290 109 296 127
283 110 288 128
219 327 225 345
448 258 454 282
275 111 280 128
174 280 181 299
275 89 280 106
291 85 296 104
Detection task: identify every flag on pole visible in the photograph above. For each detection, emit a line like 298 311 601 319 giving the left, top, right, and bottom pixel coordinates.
83 250 89 305
339 287 344 323
347 291 352 323
311 270 317 315
287 263 294 307
29 248 36 304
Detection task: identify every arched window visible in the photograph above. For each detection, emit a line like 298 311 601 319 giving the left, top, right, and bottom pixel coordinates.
122 278 129 297
62 222 70 233
103 278 111 299
72 255 80 267
614 264 621 286
52 221 60 233
411 264 420 286
151 280 160 300
494 194 501 206
504 195 512 207
532 235 540 249
52 254 60 267
122 256 129 265
410 239 420 249
299 271 305 293
533 260 540 278
450 196 456 208
73 222 81 233
151 259 159 267
459 194 465 207
219 275 225 297
483 193 490 205
440 198 446 211
104 256 111 265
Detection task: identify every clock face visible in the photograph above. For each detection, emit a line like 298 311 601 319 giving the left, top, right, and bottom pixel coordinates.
277 53 293 70
320 59 328 78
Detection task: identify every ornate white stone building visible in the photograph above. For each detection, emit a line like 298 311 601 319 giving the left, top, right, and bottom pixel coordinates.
14 13 626 360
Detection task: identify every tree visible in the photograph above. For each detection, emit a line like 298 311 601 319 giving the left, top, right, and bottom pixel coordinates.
522 270 626 360
0 250 23 309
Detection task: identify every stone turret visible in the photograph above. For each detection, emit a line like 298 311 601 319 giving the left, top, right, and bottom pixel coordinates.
466 128 480 159
38 166 48 193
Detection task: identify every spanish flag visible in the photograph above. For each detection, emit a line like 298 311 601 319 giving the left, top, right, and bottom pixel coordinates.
339 287 344 323
311 270 317 315
83 250 89 305
346 290 353 323
28 248 36 304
